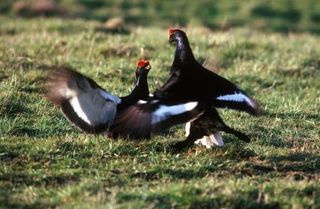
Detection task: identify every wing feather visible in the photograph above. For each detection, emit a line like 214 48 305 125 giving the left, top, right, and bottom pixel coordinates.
109 101 206 139
46 66 119 133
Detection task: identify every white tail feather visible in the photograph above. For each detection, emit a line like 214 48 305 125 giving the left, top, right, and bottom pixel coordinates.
217 92 255 108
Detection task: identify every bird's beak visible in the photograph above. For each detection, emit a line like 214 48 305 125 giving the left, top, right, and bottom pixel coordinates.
169 34 176 45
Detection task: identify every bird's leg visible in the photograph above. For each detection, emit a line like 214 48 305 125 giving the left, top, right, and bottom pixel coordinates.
172 132 200 153
206 108 250 143
222 126 250 142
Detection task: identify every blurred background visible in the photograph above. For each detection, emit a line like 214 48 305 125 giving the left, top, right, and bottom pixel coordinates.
1 0 320 34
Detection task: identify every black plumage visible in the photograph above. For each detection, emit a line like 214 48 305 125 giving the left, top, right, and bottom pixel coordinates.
45 61 206 140
154 29 261 115
153 29 258 151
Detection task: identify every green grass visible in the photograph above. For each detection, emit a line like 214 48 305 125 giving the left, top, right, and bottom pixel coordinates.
0 12 320 209
2 0 320 34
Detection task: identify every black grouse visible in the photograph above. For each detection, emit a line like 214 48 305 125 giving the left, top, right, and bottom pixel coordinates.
119 60 249 151
153 28 259 151
154 28 260 115
45 60 208 140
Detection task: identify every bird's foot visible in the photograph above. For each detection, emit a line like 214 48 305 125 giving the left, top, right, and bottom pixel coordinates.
171 140 192 153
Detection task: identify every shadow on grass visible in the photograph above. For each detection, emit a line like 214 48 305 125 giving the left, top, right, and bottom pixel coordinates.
0 173 80 187
0 195 57 209
267 152 320 174
251 125 294 148
50 141 95 158
268 111 320 122
130 166 216 181
118 189 280 209
251 4 301 23
130 145 255 181
241 151 320 180
189 196 280 209
250 110 319 148
0 141 94 167
0 173 79 209
5 123 79 138
130 144 319 181
0 96 32 119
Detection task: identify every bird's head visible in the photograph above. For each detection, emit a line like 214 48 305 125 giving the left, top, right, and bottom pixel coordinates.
136 59 151 77
168 28 187 45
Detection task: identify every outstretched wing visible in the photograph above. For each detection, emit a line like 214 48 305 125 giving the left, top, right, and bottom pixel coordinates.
154 67 261 115
45 66 121 133
109 100 206 139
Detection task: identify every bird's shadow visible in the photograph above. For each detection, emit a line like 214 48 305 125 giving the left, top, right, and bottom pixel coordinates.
268 111 320 121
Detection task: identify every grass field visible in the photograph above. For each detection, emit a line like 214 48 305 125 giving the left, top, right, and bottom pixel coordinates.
0 1 320 208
